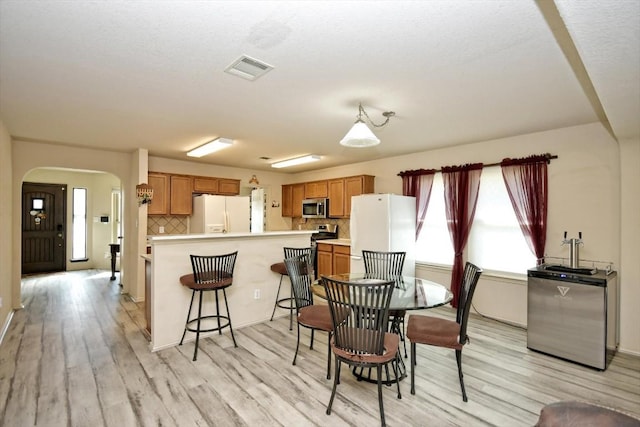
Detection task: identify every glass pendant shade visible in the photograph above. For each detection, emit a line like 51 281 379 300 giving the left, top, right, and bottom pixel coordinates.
339 120 381 147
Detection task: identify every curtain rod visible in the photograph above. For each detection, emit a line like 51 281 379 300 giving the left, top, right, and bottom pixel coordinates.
398 153 558 176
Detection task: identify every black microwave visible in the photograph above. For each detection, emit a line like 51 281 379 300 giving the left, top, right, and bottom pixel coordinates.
302 198 328 218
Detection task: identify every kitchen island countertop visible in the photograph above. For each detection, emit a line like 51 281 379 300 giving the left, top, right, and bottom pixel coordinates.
316 238 351 246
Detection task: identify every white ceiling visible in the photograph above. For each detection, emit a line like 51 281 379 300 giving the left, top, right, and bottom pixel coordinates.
1 1 638 173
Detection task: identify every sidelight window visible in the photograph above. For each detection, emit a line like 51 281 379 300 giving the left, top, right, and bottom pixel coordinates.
72 188 87 260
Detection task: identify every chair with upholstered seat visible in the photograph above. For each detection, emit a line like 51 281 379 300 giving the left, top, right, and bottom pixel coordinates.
362 250 408 358
322 275 400 427
270 247 313 330
284 254 334 379
179 251 238 361
406 261 482 401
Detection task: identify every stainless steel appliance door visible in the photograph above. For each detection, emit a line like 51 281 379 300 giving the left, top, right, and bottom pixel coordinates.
527 276 606 369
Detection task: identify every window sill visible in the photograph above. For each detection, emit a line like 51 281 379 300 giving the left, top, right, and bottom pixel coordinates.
416 261 528 284
70 258 89 263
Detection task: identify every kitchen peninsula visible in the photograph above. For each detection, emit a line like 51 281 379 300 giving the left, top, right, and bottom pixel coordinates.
146 230 313 351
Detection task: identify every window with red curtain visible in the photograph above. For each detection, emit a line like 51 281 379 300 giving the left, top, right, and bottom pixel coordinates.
398 168 436 238
500 154 549 264
442 163 483 308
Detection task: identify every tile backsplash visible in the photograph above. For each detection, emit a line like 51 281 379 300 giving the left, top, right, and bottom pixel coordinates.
147 215 349 239
292 217 350 239
147 216 188 235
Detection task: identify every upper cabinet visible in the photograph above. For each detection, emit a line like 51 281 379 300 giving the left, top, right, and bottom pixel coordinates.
282 175 374 218
329 175 375 218
281 184 293 217
291 183 305 218
193 177 240 195
147 173 169 215
281 183 305 218
344 175 375 217
148 172 240 216
193 176 219 194
218 179 240 195
169 175 193 215
304 180 328 199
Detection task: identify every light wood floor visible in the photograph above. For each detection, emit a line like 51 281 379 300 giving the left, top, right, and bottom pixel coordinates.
1 270 639 426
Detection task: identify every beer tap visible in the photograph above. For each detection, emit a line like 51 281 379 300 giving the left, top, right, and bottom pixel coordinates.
562 231 583 268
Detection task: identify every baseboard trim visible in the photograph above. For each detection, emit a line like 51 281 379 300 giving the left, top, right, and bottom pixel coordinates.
0 309 15 347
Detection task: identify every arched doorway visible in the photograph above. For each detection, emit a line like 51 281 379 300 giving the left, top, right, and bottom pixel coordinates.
21 167 122 276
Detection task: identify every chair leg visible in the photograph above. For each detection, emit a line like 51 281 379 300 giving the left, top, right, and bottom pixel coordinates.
309 329 315 350
400 317 408 358
180 290 196 345
377 364 386 427
326 357 340 415
292 321 301 366
222 289 237 347
393 355 402 399
326 333 331 380
456 349 467 402
270 274 284 321
288 281 294 331
193 290 204 361
410 342 416 395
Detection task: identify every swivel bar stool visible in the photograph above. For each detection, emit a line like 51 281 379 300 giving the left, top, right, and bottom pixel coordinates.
179 251 238 361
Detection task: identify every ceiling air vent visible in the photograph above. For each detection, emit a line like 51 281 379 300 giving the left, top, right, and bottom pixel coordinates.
224 55 274 81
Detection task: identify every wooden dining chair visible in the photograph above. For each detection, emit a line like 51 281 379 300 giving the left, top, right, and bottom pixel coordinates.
406 261 482 401
321 275 400 427
362 250 408 357
284 254 333 379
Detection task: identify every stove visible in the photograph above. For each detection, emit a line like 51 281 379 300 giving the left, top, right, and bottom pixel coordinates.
310 224 338 278
311 224 338 243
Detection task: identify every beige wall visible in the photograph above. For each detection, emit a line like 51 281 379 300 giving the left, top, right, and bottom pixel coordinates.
619 138 640 356
3 121 638 355
0 121 13 327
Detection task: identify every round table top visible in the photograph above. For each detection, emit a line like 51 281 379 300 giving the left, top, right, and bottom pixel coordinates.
312 273 453 311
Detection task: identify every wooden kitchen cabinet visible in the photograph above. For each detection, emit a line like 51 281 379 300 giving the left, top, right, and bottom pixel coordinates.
316 243 334 277
328 179 346 217
304 180 328 199
292 184 304 217
281 185 293 217
147 173 169 215
316 242 350 277
328 175 375 218
193 177 240 195
333 245 351 275
193 176 219 194
218 178 240 195
345 175 375 217
169 175 193 215
281 183 305 217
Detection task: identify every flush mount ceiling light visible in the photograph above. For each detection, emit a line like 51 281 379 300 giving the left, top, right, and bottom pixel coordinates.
187 137 233 158
271 155 321 169
340 103 395 148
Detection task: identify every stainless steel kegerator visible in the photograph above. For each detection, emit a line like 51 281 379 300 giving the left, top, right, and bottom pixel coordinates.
527 266 618 370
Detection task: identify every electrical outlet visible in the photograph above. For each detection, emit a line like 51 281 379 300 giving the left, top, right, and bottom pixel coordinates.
254 289 261 299
159 226 165 233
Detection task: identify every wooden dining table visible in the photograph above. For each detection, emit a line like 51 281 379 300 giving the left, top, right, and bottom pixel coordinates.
312 273 453 383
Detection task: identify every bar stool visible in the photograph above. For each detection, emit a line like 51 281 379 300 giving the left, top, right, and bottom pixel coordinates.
179 251 238 361
270 247 313 331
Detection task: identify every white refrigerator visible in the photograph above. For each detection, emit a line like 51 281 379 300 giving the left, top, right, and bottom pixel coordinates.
350 194 416 276
191 194 250 234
